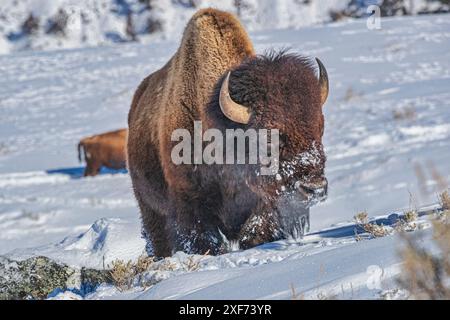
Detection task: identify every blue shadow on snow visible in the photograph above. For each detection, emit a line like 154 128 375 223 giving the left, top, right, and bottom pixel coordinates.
46 166 128 179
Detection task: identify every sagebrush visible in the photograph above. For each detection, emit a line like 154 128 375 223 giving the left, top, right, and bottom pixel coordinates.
397 196 450 299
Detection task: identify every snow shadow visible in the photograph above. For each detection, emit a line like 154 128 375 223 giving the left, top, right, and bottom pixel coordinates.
309 214 403 239
46 166 128 179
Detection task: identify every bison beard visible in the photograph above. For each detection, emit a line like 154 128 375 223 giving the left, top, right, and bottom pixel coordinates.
127 9 329 257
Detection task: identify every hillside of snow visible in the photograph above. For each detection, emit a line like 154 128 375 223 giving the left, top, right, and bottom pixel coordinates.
2 0 448 55
0 13 449 299
0 0 348 54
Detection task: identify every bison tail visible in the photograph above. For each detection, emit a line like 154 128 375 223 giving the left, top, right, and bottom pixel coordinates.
78 142 84 163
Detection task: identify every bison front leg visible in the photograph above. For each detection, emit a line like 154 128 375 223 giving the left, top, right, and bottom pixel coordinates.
133 188 173 258
141 206 173 258
174 223 224 256
171 196 226 256
238 207 283 250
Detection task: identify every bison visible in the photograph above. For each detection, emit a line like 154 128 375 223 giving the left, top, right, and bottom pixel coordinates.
127 9 329 257
78 129 127 177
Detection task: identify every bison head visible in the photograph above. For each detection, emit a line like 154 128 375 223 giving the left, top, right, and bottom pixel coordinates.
209 52 328 219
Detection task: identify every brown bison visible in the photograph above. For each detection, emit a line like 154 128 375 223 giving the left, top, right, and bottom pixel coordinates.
78 129 127 177
127 9 329 257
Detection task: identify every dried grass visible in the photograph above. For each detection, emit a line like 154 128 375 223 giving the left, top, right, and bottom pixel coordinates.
183 249 210 272
397 193 450 299
108 255 154 291
394 210 418 233
109 260 135 292
440 190 450 211
397 216 450 299
354 212 389 238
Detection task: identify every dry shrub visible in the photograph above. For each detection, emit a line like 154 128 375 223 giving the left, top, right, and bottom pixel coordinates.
109 256 154 291
158 259 177 271
184 256 201 272
354 212 369 225
395 210 418 233
354 212 389 238
397 215 450 299
290 284 337 300
290 283 304 300
134 256 154 275
440 190 450 211
363 223 389 238
109 260 135 292
404 210 418 223
108 251 211 291
183 249 210 272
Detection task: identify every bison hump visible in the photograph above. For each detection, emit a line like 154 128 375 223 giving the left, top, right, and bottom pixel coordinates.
177 8 255 79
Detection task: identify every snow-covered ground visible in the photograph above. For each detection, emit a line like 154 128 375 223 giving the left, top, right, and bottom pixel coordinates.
0 0 350 54
1 0 444 55
0 13 449 299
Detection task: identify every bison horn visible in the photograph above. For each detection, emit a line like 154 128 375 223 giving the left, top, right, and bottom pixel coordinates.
316 58 329 106
219 72 251 124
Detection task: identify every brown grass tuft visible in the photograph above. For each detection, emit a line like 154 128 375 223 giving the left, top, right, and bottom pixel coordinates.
290 283 305 300
183 249 211 272
108 255 154 291
397 216 450 299
134 256 154 275
109 260 135 292
404 210 418 223
354 212 389 238
394 210 418 233
440 190 450 211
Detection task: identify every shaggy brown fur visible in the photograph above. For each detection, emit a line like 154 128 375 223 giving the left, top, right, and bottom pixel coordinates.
78 129 127 177
127 9 328 257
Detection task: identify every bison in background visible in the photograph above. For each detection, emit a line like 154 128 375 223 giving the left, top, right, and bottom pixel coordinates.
127 9 329 257
78 129 127 177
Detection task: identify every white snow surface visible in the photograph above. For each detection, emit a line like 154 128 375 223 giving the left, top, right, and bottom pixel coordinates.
0 0 351 55
0 0 439 55
0 13 450 299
